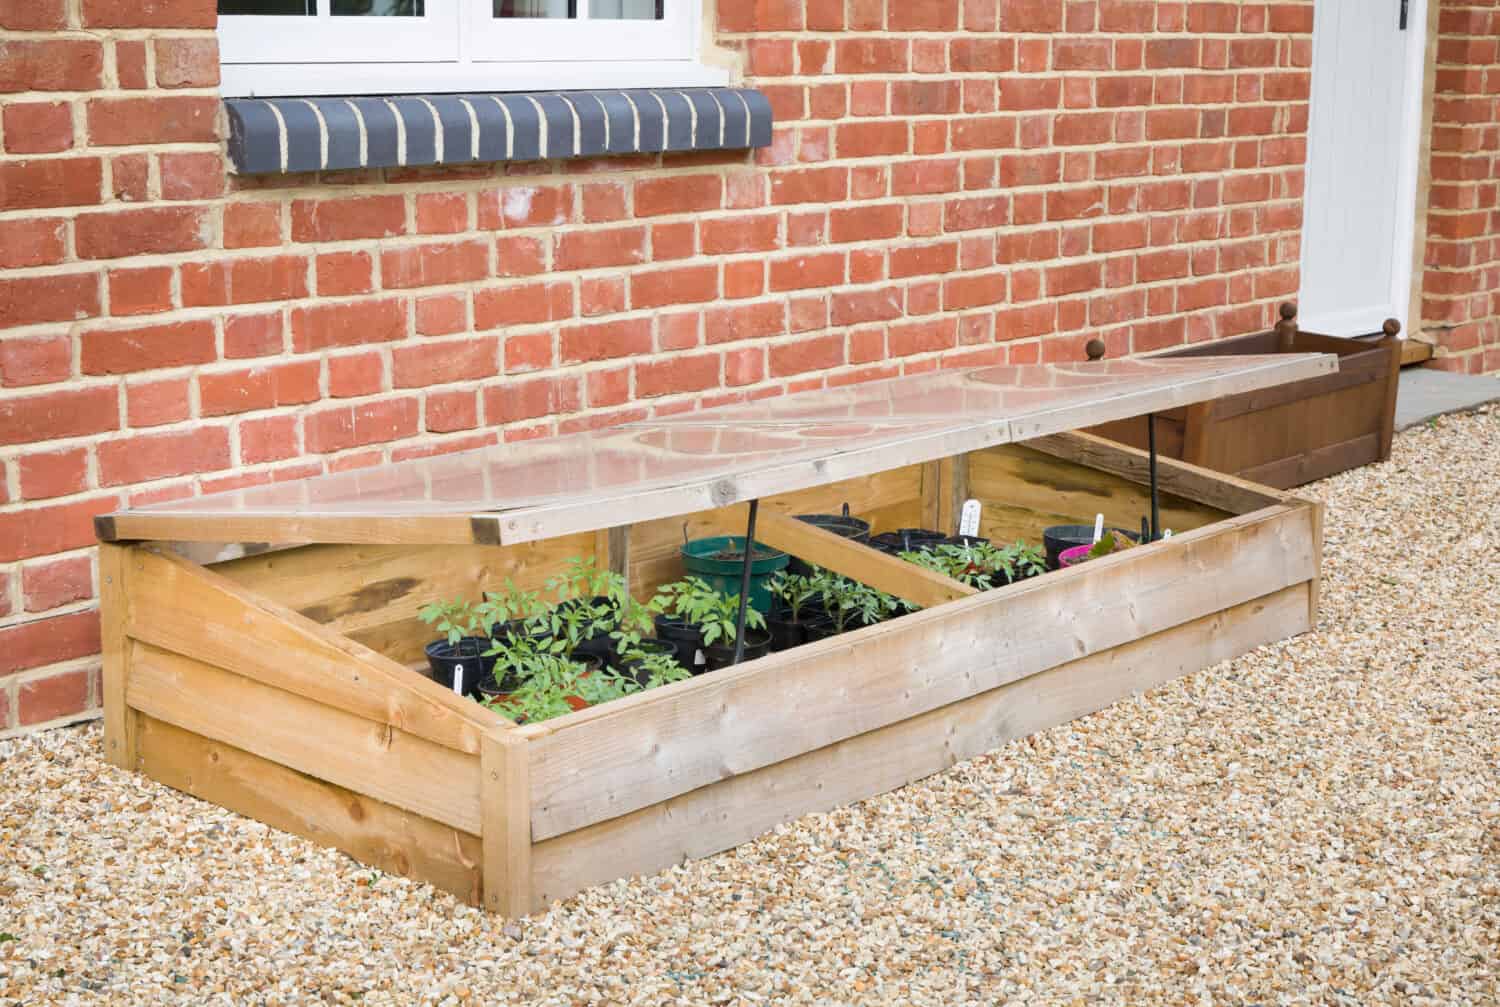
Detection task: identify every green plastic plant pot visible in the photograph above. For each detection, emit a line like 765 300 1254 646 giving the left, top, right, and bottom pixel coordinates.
679 535 789 615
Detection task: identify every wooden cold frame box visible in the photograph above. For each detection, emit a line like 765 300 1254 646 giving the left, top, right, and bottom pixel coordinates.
1085 311 1403 489
99 432 1323 917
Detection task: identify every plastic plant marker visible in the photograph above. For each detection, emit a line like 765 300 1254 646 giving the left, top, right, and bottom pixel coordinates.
1093 513 1105 543
960 499 981 537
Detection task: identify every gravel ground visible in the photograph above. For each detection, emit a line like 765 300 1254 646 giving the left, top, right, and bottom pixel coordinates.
3 408 1497 1006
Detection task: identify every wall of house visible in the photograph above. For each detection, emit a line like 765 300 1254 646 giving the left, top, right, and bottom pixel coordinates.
1420 0 1500 374
0 0 1315 737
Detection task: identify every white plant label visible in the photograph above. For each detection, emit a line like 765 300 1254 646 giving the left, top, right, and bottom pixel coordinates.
959 499 982 537
1093 513 1105 543
452 665 464 694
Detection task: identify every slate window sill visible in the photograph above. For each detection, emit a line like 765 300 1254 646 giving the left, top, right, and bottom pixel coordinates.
226 88 773 175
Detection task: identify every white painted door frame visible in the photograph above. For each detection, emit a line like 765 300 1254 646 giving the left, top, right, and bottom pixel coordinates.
1298 0 1429 336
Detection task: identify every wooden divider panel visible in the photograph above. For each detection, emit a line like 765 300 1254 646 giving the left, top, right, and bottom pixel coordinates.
753 512 976 609
627 465 925 599
524 501 1317 841
530 581 1311 909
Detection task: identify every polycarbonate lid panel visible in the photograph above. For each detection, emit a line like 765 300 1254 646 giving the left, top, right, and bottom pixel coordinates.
105 353 1335 544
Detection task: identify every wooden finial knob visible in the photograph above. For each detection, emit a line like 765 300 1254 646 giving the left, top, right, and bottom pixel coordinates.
1084 338 1107 361
1279 302 1297 323
1382 318 1402 338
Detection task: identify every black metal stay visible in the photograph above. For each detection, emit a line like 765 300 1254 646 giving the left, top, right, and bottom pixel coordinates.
731 498 761 665
1147 412 1161 542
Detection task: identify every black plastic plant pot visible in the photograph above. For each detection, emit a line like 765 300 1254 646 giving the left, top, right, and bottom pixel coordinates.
868 528 948 555
702 629 773 672
1042 524 1136 570
571 634 618 668
765 607 806 652
787 512 873 576
802 617 840 642
618 638 682 687
424 637 496 698
654 613 707 673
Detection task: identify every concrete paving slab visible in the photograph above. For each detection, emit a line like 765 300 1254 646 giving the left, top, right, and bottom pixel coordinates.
1394 367 1500 431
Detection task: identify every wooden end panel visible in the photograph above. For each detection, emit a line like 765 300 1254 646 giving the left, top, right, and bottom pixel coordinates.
530 581 1311 910
1022 431 1285 515
137 714 483 904
525 501 1315 842
124 547 490 755
127 641 485 835
966 440 1231 546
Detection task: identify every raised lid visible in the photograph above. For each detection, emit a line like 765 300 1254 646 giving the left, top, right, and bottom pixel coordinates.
98 353 1336 546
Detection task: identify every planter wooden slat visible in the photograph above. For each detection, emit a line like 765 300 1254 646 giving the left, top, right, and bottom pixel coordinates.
1085 316 1401 489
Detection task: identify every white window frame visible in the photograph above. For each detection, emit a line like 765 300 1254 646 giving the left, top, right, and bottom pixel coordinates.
218 0 728 98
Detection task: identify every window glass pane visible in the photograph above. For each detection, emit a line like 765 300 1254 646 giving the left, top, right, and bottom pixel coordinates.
590 0 662 18
493 0 576 16
331 0 424 12
219 0 314 13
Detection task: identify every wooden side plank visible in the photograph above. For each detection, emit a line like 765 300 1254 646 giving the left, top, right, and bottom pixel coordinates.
1237 433 1381 489
99 544 136 771
1205 349 1388 422
482 733 533 918
1025 431 1287 515
754 512 977 609
137 714 483 904
525 502 1316 841
124 548 491 755
127 641 485 834
531 581 1311 909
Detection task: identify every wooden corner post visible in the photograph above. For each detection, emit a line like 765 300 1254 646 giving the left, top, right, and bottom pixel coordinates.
1275 301 1298 351
1376 318 1404 462
99 543 137 772
481 731 533 917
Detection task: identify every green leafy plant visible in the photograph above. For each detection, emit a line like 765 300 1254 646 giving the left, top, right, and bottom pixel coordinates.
482 633 636 725
653 577 766 647
418 598 483 646
816 571 896 632
608 591 659 656
769 572 820 621
473 581 547 636
622 645 692 688
1000 541 1047 580
1086 530 1136 560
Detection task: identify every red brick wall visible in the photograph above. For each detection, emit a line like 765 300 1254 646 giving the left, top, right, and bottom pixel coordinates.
1421 0 1500 374
0 0 1315 736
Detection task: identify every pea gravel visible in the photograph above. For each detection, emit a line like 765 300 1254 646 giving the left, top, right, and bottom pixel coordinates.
3 408 1497 1006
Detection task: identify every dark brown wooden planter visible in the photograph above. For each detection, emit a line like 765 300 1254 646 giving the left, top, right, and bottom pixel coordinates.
1085 304 1403 489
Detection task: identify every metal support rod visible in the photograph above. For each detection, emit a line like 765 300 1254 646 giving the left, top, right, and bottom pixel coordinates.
731 498 760 665
1147 413 1161 542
